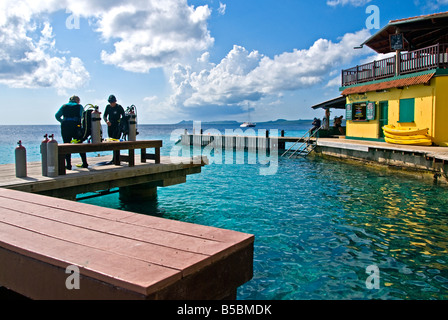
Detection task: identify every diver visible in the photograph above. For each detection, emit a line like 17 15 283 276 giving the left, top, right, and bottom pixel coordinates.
311 117 321 134
103 94 125 164
103 95 125 140
55 95 88 170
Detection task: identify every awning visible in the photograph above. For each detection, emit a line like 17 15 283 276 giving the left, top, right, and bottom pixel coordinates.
341 71 436 95
311 96 346 109
361 11 448 53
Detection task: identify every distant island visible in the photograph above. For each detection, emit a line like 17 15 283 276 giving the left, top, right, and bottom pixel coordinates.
176 119 313 126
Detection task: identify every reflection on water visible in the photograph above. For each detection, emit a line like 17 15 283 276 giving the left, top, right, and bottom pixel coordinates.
82 155 448 300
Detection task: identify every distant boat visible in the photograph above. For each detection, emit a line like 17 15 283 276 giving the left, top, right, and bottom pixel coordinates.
241 107 256 127
240 122 256 128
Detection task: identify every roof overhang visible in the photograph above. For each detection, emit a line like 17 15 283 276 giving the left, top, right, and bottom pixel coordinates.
341 71 436 95
311 96 346 110
361 11 448 53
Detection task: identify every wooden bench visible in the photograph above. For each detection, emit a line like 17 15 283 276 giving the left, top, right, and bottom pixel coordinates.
0 188 254 300
58 140 162 175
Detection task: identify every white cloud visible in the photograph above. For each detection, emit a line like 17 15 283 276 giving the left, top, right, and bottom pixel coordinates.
326 76 342 88
97 0 214 72
143 96 158 103
359 52 395 65
326 0 372 6
0 0 214 94
61 0 214 72
167 29 372 111
0 8 89 94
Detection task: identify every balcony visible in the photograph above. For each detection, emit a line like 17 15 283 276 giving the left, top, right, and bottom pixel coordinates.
342 43 448 87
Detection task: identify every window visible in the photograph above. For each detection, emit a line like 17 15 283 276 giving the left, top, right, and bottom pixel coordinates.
353 102 367 121
347 101 376 121
399 98 415 123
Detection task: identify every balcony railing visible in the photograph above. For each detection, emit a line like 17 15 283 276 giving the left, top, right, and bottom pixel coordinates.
342 43 448 87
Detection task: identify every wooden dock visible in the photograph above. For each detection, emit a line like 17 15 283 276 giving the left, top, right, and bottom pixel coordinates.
314 137 448 182
0 188 254 300
0 154 207 201
179 133 309 151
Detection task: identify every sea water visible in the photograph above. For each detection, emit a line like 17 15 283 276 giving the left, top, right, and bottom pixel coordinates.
1 124 448 300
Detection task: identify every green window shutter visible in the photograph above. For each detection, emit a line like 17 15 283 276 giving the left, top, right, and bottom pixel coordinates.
346 104 353 120
366 102 376 120
399 98 415 123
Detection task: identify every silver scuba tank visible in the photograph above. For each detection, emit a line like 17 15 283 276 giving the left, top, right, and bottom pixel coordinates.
40 134 49 176
47 134 59 177
91 106 102 144
127 105 137 141
15 141 27 178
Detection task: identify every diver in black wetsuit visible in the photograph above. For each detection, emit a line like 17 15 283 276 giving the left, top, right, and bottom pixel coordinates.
103 95 125 140
55 95 88 170
103 95 126 164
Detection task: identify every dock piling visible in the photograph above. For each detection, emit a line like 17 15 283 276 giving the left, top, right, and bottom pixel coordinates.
119 183 158 202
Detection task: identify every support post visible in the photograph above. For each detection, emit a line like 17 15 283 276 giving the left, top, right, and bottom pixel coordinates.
119 183 158 202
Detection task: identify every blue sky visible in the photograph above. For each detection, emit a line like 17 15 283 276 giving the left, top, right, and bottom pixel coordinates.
1 0 448 124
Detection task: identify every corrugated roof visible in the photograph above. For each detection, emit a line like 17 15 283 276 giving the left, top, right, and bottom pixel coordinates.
390 11 448 24
341 72 435 95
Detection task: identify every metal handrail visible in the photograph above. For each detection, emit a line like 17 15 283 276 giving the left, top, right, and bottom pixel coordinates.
281 126 322 158
288 126 322 158
281 128 313 157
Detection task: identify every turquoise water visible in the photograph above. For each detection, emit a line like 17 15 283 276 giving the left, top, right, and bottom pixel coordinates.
2 124 448 300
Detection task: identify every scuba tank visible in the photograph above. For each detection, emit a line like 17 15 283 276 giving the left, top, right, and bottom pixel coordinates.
127 105 138 141
15 141 27 178
91 106 102 144
40 134 49 176
47 134 59 177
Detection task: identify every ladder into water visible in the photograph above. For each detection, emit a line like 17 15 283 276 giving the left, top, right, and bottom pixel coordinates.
281 126 322 158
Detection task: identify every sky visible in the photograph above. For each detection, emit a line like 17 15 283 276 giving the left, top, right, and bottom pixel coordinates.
2 0 448 125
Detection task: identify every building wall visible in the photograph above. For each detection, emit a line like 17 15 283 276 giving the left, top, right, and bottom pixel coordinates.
434 76 448 146
345 79 438 142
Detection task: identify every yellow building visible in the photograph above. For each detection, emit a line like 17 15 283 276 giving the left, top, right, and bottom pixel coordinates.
339 12 448 146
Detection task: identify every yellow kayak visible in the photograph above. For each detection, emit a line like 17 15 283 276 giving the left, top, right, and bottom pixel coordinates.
382 125 428 136
383 132 429 140
385 136 432 146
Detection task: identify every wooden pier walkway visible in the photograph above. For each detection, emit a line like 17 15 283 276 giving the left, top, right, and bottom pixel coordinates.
0 188 254 300
179 133 309 151
315 137 448 182
0 154 207 201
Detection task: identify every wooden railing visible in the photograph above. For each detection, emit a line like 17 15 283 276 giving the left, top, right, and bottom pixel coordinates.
57 140 162 175
342 43 448 87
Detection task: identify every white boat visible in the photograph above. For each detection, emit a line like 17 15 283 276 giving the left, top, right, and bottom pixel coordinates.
240 122 256 128
241 106 256 128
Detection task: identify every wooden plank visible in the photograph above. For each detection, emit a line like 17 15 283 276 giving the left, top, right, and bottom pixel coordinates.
0 246 149 300
58 140 163 153
0 208 211 273
0 156 204 197
0 189 252 252
0 188 254 299
0 222 180 296
0 196 232 257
